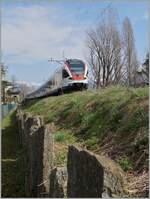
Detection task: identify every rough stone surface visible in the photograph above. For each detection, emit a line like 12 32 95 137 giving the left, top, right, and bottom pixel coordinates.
17 109 127 198
67 146 104 198
49 167 67 198
67 145 126 198
17 111 54 197
42 123 55 196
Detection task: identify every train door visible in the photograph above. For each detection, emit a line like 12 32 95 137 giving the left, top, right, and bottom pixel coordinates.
62 68 70 87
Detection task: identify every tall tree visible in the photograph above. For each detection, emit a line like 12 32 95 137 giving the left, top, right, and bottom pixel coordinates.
122 17 139 86
18 82 36 100
86 9 124 88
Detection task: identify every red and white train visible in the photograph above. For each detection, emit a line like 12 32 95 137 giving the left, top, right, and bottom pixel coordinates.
26 59 88 99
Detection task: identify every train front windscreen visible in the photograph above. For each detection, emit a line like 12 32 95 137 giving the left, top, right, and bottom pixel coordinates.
67 59 85 75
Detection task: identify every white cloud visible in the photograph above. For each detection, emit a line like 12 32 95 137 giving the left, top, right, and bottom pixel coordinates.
2 4 86 66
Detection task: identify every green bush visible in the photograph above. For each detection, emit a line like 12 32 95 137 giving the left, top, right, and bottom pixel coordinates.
54 133 65 142
118 156 133 171
85 137 98 149
54 131 76 143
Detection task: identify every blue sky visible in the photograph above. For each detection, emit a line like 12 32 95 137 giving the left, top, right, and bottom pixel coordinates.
2 0 149 85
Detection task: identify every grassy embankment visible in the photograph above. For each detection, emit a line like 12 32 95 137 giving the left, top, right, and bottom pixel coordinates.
2 111 26 197
23 86 149 174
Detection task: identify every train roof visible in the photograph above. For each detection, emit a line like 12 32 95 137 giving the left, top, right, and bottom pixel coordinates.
66 59 84 63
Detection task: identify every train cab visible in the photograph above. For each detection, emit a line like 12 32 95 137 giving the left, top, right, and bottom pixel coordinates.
62 59 88 89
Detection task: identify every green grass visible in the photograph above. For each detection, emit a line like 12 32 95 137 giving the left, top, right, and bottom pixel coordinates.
54 131 77 167
54 150 67 166
117 156 133 172
2 111 27 197
54 131 76 144
23 86 149 172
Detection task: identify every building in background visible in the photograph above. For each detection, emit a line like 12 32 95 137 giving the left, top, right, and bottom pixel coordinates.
135 53 149 87
1 63 21 104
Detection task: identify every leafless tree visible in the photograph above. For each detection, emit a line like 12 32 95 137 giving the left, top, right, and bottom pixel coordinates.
122 17 139 86
18 83 36 99
86 9 124 88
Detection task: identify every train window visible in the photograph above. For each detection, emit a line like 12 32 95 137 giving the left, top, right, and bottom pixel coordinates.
62 69 69 78
67 59 84 74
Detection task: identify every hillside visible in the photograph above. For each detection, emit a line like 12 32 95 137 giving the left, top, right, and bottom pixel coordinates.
23 86 148 170
22 86 149 196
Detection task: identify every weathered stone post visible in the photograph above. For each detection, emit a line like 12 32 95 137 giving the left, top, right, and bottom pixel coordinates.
67 146 104 197
67 145 127 198
17 112 55 197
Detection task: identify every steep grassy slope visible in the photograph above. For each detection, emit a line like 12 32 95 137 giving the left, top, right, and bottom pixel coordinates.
23 86 149 173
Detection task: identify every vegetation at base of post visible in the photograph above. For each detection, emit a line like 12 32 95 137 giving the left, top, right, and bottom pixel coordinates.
117 156 133 172
54 131 76 144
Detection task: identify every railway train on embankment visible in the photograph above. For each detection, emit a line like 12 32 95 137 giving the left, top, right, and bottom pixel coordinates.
25 59 88 100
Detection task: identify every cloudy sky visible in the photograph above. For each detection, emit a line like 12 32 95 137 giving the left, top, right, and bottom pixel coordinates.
1 0 149 85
